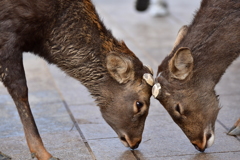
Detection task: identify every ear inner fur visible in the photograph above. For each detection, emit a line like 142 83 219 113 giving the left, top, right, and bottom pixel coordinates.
169 47 193 80
106 53 134 84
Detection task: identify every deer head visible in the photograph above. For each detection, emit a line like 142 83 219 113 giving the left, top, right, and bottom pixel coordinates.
97 52 153 149
152 26 220 152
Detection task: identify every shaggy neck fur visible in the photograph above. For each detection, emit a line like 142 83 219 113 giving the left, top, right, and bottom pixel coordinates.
41 0 136 106
160 0 240 85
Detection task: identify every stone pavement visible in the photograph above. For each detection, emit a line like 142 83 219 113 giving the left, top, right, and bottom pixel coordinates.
0 0 239 159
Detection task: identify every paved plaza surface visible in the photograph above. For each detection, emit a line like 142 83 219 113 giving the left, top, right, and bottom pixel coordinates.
0 0 239 159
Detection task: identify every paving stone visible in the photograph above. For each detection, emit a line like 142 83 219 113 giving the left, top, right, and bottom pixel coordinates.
88 138 136 160
217 95 240 131
68 104 118 140
0 131 92 160
146 151 240 160
0 83 8 95
23 53 57 93
216 57 240 95
69 104 104 124
135 118 240 158
48 65 95 106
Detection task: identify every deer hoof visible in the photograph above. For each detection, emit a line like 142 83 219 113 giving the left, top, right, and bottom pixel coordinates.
31 153 36 159
0 151 12 160
228 126 240 136
152 83 161 98
228 119 240 136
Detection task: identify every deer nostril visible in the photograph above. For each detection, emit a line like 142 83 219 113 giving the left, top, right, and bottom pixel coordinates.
130 141 140 150
206 132 214 148
192 143 199 150
192 143 205 152
206 133 211 140
120 136 127 142
206 133 212 141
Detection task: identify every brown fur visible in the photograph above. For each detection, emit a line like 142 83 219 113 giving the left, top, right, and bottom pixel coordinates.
155 0 240 152
0 0 152 159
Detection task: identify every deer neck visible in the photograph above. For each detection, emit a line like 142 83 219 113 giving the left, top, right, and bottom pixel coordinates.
44 0 128 98
173 1 240 85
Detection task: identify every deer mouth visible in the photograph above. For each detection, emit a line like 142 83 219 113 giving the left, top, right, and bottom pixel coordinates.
120 135 141 150
192 143 205 152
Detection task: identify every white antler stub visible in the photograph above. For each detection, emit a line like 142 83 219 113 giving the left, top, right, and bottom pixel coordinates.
143 73 154 86
152 83 161 98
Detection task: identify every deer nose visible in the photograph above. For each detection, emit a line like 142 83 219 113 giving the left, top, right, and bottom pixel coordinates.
130 140 141 150
120 135 141 150
191 133 214 152
192 143 205 152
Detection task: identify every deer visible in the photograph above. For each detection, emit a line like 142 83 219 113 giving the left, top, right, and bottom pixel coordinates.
151 0 240 153
0 0 154 159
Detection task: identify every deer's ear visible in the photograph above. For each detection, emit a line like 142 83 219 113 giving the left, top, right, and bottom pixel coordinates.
106 53 134 84
169 47 193 80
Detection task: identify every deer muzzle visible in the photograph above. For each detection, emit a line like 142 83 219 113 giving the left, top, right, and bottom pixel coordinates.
191 128 215 152
120 135 142 150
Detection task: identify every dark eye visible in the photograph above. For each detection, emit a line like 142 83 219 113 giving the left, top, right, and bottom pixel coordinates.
136 101 144 112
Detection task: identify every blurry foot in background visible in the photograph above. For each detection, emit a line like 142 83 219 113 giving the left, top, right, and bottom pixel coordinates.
135 0 150 11
149 0 168 17
228 118 240 136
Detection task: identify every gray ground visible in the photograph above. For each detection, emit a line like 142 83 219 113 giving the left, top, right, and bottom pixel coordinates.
0 0 239 159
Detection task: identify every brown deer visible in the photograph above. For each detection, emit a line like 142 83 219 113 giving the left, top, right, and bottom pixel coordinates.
0 0 154 159
152 0 240 152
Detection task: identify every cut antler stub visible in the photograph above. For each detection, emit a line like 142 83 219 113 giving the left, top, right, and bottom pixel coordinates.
152 83 161 98
143 73 154 86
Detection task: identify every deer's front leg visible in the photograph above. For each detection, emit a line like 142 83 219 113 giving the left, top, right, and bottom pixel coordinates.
228 118 240 136
1 55 58 160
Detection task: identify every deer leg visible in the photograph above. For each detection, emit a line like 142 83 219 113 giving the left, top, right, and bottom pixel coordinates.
1 55 58 160
228 118 240 136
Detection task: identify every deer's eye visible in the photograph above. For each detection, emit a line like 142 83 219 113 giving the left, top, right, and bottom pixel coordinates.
136 101 144 112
